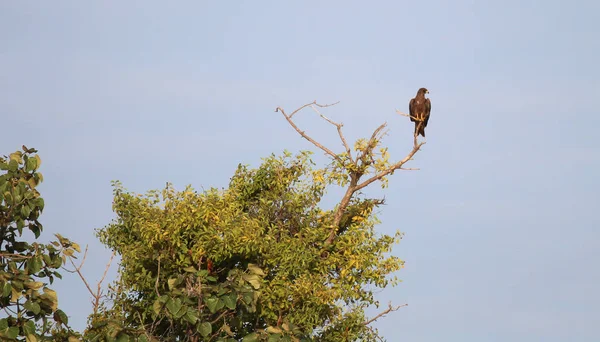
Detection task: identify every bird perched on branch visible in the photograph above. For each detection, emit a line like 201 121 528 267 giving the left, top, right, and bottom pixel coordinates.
409 88 431 138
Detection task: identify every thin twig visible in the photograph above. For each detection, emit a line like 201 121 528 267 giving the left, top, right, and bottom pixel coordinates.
363 302 408 326
93 251 116 314
155 257 161 297
0 253 33 259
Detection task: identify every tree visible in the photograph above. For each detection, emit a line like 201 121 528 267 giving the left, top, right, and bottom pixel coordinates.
87 102 424 341
0 146 80 341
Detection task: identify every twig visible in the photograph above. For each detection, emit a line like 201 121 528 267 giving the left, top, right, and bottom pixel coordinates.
94 251 116 313
0 253 33 259
363 302 408 326
155 257 161 297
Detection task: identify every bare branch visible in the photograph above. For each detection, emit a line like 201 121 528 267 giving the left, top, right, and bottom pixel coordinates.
355 140 424 193
94 251 116 312
281 102 426 247
67 246 116 315
395 109 421 122
363 302 408 326
310 104 352 159
67 246 95 297
276 103 340 160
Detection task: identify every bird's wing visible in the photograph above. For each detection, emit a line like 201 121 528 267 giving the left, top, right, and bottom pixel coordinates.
409 98 415 122
424 98 431 126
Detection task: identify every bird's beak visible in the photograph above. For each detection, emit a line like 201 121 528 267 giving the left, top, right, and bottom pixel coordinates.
426 90 429 94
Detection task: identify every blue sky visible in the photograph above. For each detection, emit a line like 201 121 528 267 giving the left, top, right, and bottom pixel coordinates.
1 1 599 340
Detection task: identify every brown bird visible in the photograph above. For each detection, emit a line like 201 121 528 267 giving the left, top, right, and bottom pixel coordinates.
409 88 431 138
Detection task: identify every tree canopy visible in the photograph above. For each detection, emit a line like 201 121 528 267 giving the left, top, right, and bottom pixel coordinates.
85 102 424 341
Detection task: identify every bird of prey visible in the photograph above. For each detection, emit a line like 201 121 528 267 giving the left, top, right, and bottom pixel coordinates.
409 87 431 138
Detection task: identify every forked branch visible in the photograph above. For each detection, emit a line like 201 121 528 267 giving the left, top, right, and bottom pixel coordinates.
64 246 116 316
363 302 408 326
278 101 425 246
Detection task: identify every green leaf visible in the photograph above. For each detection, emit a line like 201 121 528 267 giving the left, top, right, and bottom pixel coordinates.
223 293 237 310
183 310 198 324
8 159 18 172
2 327 19 339
23 321 36 336
242 333 258 342
54 309 69 325
165 298 182 316
27 256 42 274
204 297 219 313
20 205 31 219
247 263 266 276
26 157 38 172
183 266 196 273
2 283 11 297
167 278 177 290
152 299 163 315
268 334 281 342
242 274 262 289
115 333 129 342
198 322 212 337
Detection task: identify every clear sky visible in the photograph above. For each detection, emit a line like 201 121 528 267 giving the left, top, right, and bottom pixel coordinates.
1 1 599 341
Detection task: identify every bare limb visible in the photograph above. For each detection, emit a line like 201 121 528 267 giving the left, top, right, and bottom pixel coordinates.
354 140 424 193
281 102 425 247
363 302 408 326
395 109 420 121
276 103 340 161
66 246 94 297
67 246 116 315
310 104 352 159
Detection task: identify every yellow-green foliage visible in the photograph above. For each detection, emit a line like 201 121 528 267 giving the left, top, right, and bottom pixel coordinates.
0 147 80 341
91 151 404 341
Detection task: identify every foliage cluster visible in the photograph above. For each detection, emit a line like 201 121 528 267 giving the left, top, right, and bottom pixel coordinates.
88 149 403 341
0 146 80 341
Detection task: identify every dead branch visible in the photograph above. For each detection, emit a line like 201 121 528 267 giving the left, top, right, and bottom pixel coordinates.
354 140 424 193
363 302 408 326
310 104 353 159
276 102 340 161
66 245 116 315
280 102 425 246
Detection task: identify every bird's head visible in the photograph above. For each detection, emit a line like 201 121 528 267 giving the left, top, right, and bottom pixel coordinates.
418 87 429 96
